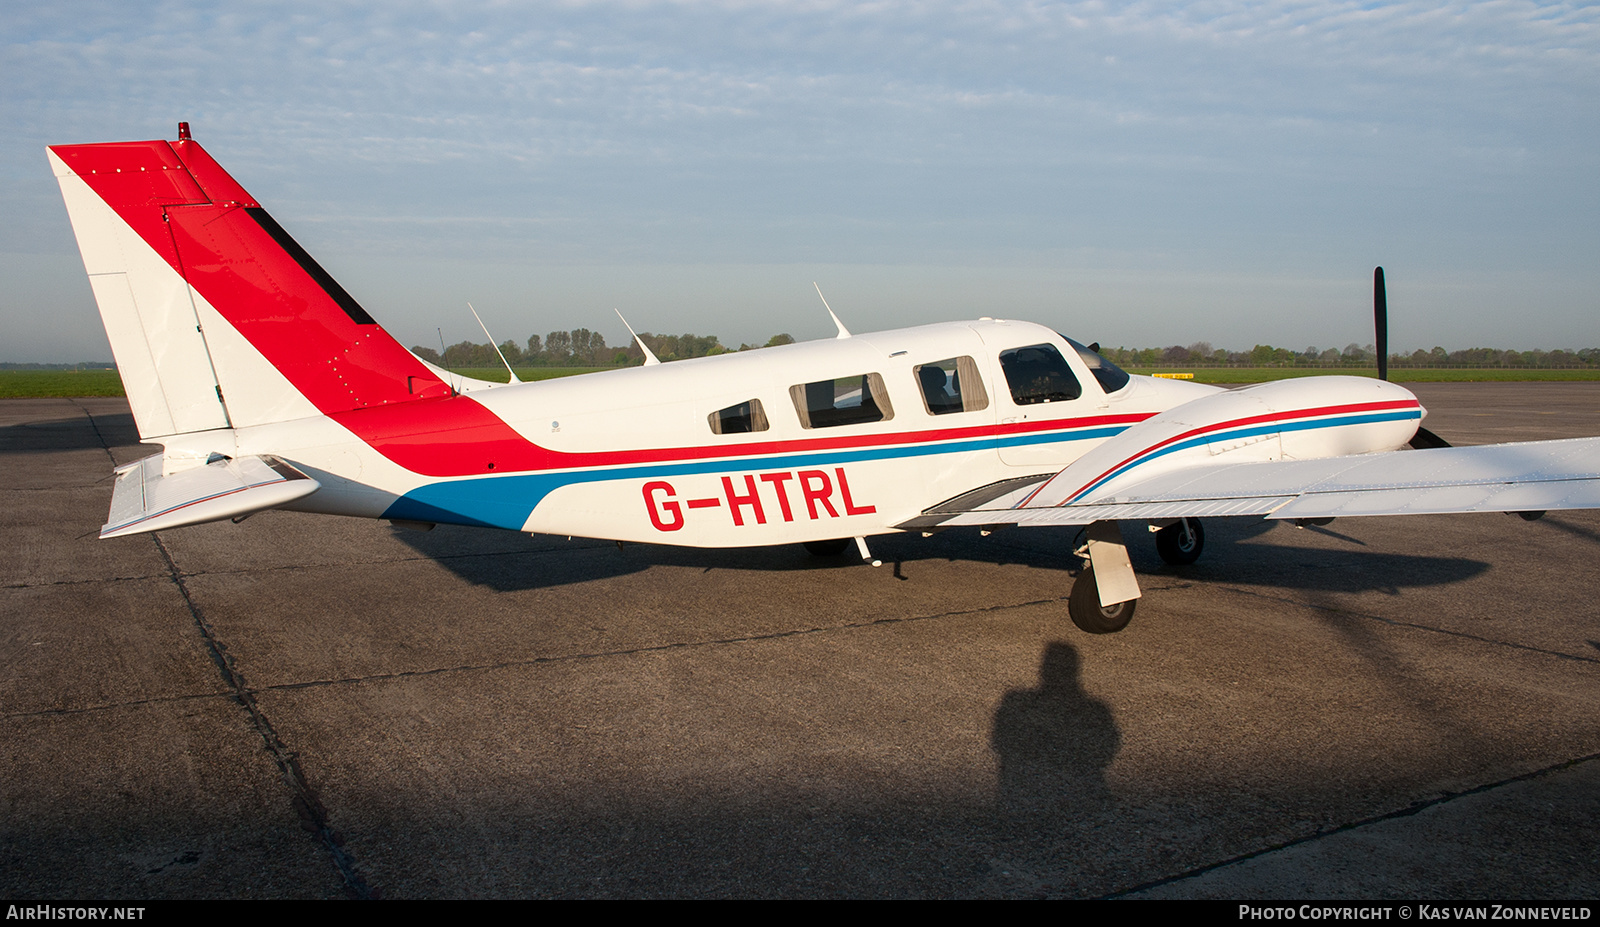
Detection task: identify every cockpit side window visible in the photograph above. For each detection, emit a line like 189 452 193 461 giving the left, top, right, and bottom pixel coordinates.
1064 336 1131 394
999 343 1082 405
708 399 769 435
914 356 989 415
789 373 894 428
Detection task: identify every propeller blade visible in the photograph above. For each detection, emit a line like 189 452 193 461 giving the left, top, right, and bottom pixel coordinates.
1373 266 1454 452
1409 426 1452 450
1374 266 1388 382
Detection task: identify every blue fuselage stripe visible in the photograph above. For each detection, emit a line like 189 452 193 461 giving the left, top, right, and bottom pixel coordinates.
381 424 1130 530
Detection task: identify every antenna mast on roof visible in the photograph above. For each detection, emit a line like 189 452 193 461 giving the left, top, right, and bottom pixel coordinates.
468 302 521 384
615 308 661 366
813 283 851 339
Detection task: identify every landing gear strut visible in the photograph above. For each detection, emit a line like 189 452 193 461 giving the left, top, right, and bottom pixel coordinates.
1155 517 1204 565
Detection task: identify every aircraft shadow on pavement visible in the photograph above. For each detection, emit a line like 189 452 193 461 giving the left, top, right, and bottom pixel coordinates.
389 516 1491 597
1531 514 1600 549
0 409 140 455
388 522 1127 594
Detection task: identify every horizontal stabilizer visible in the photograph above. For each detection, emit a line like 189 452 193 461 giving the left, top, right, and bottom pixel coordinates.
102 454 319 539
901 437 1600 529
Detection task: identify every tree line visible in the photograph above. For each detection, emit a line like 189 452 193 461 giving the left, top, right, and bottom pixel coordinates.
410 331 1600 371
411 329 797 369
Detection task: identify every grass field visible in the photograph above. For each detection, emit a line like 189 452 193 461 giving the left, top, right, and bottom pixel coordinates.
0 369 126 398
6 364 1599 398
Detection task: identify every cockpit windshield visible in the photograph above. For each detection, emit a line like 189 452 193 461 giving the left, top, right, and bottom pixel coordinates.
1063 336 1131 394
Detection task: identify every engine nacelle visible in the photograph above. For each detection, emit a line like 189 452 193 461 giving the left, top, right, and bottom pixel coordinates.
1025 376 1425 508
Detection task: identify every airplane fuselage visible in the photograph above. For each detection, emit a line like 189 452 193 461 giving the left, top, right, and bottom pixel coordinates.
160 319 1218 547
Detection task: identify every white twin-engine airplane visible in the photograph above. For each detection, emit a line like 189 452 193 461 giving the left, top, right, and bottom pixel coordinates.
48 127 1600 634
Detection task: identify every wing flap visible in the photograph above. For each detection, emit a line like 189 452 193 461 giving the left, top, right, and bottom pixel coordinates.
102 453 319 539
918 494 1294 528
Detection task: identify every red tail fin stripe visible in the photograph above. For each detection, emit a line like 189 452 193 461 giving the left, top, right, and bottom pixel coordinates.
53 139 453 413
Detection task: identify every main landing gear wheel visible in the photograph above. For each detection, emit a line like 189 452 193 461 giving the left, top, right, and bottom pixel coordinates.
1155 518 1204 566
1068 566 1137 634
803 538 851 556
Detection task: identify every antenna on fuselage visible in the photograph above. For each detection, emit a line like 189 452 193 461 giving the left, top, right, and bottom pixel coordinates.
434 327 462 396
467 302 522 384
614 308 661 366
813 283 851 339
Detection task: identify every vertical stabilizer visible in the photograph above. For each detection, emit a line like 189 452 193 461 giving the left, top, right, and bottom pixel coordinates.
49 133 452 440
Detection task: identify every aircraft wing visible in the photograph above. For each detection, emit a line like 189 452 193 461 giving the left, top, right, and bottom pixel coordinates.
899 437 1600 529
102 453 320 539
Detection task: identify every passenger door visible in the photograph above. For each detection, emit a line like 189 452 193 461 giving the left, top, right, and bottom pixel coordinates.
980 335 1105 469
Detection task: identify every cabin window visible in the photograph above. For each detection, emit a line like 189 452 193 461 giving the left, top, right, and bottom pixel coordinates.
789 373 894 429
914 356 989 415
1064 337 1131 394
708 399 769 435
999 343 1082 405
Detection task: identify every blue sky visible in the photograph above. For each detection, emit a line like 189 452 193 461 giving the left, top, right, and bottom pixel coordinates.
4 1 1597 361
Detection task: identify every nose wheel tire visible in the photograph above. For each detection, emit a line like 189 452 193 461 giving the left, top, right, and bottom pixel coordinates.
803 538 851 556
1155 518 1204 566
1068 566 1137 634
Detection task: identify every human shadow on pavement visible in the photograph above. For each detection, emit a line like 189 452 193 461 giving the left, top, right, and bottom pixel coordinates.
990 641 1120 819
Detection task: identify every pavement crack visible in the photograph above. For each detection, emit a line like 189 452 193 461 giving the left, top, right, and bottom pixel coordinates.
0 689 234 721
1103 750 1600 899
145 850 201 875
68 398 118 468
151 533 376 900
4 573 173 590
